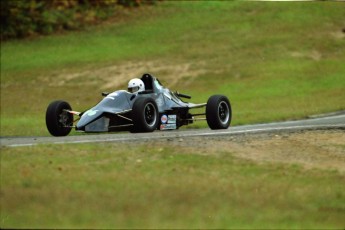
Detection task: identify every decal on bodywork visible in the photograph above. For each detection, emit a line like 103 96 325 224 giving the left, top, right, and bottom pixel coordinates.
85 109 99 117
161 114 168 124
160 114 177 130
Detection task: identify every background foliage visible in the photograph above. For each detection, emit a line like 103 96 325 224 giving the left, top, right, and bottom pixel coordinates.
0 0 158 40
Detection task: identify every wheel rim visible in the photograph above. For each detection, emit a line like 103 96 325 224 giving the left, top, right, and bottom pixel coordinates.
144 103 157 127
58 110 72 128
218 101 230 125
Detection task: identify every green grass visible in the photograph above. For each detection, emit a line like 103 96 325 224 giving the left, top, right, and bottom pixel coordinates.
1 3 345 227
1 142 344 229
1 1 345 136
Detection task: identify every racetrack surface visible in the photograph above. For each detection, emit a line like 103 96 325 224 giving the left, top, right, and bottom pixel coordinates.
1 114 344 148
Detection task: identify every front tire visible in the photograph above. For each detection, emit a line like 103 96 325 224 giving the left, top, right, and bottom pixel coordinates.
206 95 231 129
131 97 159 133
46 100 73 136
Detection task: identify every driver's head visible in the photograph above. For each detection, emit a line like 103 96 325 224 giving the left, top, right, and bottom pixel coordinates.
128 78 145 93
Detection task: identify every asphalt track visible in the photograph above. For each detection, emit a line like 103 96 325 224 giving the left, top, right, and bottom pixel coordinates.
1 114 344 148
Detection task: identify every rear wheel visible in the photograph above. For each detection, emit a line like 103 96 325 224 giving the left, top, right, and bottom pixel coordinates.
46 100 73 136
206 95 231 129
131 97 159 133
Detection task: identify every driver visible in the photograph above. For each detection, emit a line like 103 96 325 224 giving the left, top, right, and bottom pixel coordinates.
128 78 145 93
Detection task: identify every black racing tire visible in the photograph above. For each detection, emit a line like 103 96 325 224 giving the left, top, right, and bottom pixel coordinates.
46 100 73 136
131 97 159 133
206 95 231 130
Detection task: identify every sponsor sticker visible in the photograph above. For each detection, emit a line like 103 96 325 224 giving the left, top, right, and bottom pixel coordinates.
167 115 176 124
86 109 98 117
161 115 168 124
160 124 177 130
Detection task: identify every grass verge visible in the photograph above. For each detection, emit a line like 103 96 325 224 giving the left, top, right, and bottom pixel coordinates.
1 137 344 229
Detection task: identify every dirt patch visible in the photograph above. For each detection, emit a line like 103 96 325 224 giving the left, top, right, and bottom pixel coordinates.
40 60 208 90
101 60 208 89
163 129 345 174
290 50 322 61
331 30 345 39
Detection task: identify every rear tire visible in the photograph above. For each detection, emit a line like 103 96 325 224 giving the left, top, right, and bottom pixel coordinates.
131 97 159 133
206 95 231 129
46 100 73 136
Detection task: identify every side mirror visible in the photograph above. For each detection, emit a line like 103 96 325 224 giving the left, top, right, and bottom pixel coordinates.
102 92 109 97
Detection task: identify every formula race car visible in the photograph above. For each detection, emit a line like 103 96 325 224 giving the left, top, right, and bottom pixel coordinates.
46 73 231 136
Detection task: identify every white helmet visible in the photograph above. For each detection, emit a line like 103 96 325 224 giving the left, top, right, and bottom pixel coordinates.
128 78 145 93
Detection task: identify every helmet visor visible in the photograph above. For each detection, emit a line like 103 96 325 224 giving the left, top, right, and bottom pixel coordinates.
128 86 140 93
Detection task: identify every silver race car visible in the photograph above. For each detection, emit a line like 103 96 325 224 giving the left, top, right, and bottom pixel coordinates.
46 73 231 136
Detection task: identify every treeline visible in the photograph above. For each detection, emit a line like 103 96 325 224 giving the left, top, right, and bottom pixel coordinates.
1 0 160 40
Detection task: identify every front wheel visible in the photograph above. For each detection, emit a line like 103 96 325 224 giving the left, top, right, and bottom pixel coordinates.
46 100 73 136
131 97 159 133
206 95 231 130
